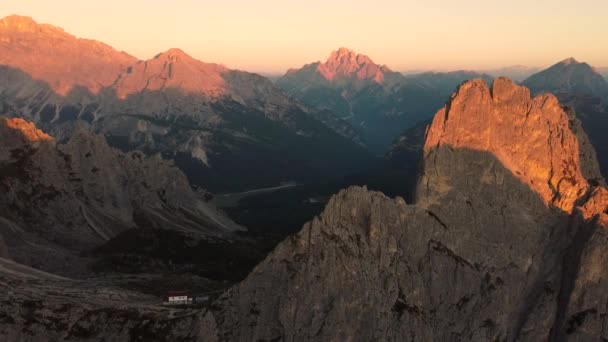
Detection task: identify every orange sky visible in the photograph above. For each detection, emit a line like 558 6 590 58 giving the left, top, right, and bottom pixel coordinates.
1 0 607 73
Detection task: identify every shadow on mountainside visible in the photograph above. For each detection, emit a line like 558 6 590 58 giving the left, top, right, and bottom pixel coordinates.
211 146 607 341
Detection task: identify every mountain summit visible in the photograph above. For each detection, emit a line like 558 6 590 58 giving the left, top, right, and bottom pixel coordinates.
317 47 391 83
277 48 489 152
283 47 399 85
421 77 603 212
113 47 228 99
0 15 137 95
0 14 63 34
523 57 608 98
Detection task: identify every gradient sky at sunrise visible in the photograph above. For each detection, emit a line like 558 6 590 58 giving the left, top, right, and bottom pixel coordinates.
1 0 607 73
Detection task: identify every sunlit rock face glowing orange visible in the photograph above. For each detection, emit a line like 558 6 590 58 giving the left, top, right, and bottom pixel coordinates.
0 15 137 96
318 47 387 83
284 47 391 84
1 117 52 142
112 48 228 100
0 117 53 160
422 78 602 213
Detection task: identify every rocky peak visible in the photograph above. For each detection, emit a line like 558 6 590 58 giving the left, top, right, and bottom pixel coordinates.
0 15 64 35
420 77 602 213
155 48 197 63
523 58 608 99
0 15 137 95
326 47 373 67
113 48 227 99
317 47 389 83
560 57 578 65
0 15 37 31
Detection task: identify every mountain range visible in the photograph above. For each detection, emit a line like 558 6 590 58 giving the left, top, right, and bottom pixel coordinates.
3 78 608 340
277 48 492 152
0 15 370 192
2 12 608 342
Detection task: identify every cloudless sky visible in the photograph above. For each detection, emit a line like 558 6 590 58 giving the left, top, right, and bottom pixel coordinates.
1 0 607 73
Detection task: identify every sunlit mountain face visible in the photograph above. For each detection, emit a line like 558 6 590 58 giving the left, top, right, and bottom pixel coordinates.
0 15 373 193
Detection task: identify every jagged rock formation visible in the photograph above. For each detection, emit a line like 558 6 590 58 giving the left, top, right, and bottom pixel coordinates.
280 47 404 87
420 78 603 212
0 15 369 192
277 50 492 152
204 78 608 341
0 117 241 276
524 58 608 181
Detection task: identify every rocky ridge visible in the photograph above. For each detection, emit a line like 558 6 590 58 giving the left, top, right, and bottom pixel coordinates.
0 117 241 276
523 58 608 99
0 15 136 96
0 15 368 192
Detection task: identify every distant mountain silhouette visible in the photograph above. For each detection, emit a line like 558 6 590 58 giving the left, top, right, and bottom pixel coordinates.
523 58 608 98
